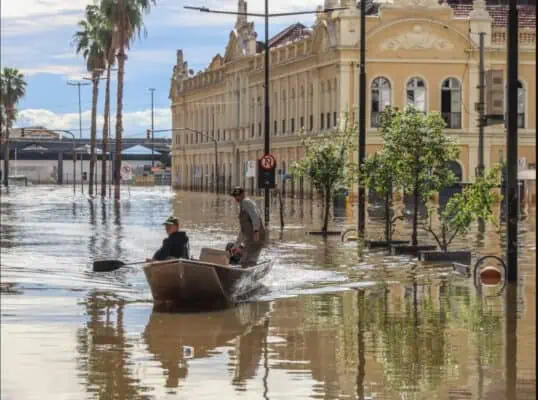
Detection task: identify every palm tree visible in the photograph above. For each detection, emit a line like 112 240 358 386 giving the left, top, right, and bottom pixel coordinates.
101 0 156 199
96 9 115 198
74 5 107 197
1 68 27 188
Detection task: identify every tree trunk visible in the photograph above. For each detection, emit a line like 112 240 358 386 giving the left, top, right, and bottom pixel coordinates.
278 188 285 229
322 186 331 235
89 72 100 197
384 192 390 243
101 65 111 197
412 164 420 247
2 126 9 188
114 9 125 201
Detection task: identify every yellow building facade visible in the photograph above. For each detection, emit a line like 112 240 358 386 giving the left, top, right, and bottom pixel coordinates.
169 0 536 196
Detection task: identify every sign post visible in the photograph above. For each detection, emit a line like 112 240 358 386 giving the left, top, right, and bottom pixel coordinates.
258 153 276 190
120 163 133 196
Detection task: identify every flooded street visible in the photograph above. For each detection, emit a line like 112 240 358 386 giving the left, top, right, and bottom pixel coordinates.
1 185 535 399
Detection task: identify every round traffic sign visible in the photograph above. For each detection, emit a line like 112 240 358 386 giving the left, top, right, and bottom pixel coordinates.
259 153 276 171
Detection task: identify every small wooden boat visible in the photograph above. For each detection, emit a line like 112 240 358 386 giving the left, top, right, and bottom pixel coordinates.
143 248 272 310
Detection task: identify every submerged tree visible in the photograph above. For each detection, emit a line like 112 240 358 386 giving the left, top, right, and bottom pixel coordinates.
423 165 502 251
74 5 109 197
383 107 459 247
1 67 27 187
101 0 156 199
361 151 404 244
293 117 358 235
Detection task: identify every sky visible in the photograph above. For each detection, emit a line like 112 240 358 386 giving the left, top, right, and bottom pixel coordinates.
2 0 324 139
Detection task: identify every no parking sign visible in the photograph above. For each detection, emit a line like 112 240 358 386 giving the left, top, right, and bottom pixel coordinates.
120 164 133 181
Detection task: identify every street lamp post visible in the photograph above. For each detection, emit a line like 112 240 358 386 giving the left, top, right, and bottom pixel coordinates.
152 127 219 194
67 80 90 193
149 88 156 167
505 0 518 282
185 4 346 226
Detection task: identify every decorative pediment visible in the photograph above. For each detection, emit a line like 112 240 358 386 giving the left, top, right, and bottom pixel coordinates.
312 21 335 54
224 32 242 63
380 25 455 51
208 54 223 71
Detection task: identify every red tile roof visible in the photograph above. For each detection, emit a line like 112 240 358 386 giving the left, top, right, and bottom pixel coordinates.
449 3 536 28
265 23 312 51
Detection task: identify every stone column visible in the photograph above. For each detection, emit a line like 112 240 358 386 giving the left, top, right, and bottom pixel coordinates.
337 62 352 126
313 71 320 132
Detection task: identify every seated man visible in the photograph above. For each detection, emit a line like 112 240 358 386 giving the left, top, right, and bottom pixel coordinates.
225 242 243 265
149 216 190 261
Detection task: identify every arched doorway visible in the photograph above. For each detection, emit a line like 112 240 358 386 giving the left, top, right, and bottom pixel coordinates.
439 161 464 210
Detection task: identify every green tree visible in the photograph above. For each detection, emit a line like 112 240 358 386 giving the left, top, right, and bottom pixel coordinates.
423 166 502 251
74 5 109 197
293 117 358 235
361 150 403 243
383 107 459 247
1 68 27 187
101 0 156 199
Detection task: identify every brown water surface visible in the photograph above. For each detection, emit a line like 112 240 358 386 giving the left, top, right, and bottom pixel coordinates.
0 186 535 399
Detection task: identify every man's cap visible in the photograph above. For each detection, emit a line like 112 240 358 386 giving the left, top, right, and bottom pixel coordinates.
163 216 179 225
230 187 245 197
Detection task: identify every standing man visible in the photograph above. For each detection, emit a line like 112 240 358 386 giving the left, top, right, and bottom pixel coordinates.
230 187 266 267
149 216 190 261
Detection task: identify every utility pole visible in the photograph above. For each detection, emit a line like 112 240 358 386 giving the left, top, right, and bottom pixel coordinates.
185 3 345 227
505 0 518 282
476 32 486 178
67 80 90 194
149 88 156 167
263 0 270 225
358 0 367 238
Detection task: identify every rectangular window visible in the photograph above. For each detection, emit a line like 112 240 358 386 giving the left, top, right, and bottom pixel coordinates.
291 118 295 133
274 120 278 135
300 116 304 131
326 113 331 129
251 124 254 137
333 112 337 127
282 119 286 133
258 122 262 136
309 115 313 131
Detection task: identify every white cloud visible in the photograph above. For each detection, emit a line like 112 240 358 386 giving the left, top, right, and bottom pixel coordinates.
1 12 83 37
15 107 172 138
1 0 88 18
20 65 87 80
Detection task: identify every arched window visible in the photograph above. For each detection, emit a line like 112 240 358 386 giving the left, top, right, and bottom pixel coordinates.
441 78 462 129
371 77 391 127
406 77 426 112
517 81 525 128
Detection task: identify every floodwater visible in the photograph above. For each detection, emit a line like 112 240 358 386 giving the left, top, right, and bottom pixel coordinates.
0 185 535 400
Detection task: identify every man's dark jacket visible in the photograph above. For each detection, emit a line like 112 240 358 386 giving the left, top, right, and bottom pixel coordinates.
153 231 190 261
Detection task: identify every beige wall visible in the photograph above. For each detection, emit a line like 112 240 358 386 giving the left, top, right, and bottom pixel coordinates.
170 1 536 195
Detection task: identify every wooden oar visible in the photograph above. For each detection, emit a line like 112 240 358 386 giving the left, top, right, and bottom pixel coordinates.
93 259 147 272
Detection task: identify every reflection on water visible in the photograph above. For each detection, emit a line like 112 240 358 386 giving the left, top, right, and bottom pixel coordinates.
0 186 535 399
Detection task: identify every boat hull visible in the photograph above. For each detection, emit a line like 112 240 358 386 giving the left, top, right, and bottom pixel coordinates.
143 258 272 310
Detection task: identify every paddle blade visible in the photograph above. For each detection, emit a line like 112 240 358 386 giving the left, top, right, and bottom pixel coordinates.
93 260 125 272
